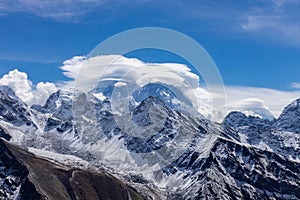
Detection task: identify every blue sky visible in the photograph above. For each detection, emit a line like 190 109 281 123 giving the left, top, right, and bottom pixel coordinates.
0 0 300 90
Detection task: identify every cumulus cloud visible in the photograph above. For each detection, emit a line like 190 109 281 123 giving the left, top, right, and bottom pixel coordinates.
0 69 34 103
0 69 58 105
33 82 58 105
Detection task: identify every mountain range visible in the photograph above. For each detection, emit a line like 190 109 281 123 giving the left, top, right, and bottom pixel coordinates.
0 84 299 199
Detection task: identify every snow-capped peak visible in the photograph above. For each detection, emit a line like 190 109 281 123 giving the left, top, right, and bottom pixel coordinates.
274 98 300 133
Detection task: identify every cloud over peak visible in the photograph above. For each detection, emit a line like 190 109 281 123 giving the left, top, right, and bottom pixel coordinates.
0 56 299 122
59 55 300 121
225 86 300 118
227 97 275 120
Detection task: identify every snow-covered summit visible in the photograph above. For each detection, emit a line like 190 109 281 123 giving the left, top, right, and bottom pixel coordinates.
274 98 300 133
0 86 35 127
31 89 74 114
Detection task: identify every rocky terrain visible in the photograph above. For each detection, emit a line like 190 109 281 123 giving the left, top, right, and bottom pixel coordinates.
0 138 150 200
0 84 299 199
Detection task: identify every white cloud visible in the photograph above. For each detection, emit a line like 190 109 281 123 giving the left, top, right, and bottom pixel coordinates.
33 82 58 105
226 98 274 120
0 69 57 105
225 86 300 118
60 56 86 78
60 54 200 95
0 69 34 103
60 55 200 91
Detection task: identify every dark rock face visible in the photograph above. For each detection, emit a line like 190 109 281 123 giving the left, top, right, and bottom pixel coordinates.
0 126 11 141
0 86 35 127
274 99 300 133
32 90 74 133
68 171 143 200
132 83 183 109
170 138 300 199
0 139 43 199
126 96 180 153
223 111 273 130
1 139 146 200
223 108 300 160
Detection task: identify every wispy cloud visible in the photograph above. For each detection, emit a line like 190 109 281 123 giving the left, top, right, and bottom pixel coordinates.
159 0 300 46
241 15 280 30
0 52 63 64
290 82 300 89
241 0 300 45
1 0 300 48
0 0 106 22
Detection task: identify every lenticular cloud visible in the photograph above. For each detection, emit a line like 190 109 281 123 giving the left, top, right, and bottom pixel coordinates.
227 98 274 120
60 55 200 90
60 55 214 118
